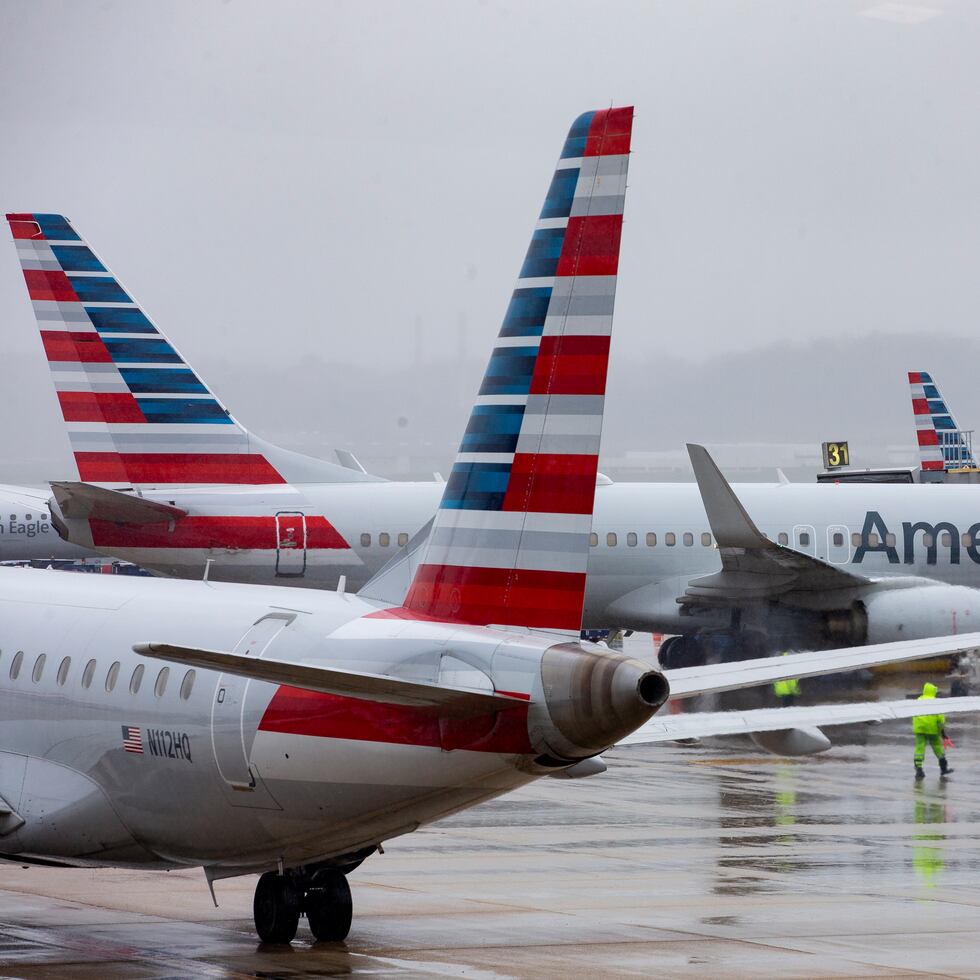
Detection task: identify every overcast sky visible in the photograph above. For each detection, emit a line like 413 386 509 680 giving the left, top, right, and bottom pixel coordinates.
1 0 979 479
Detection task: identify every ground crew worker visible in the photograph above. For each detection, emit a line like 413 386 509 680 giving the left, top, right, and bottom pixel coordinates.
912 682 953 780
773 652 800 706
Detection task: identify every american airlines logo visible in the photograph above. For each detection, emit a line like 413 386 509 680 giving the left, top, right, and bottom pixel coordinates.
853 511 980 566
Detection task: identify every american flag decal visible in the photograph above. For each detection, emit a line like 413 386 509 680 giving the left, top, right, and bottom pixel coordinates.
122 725 143 754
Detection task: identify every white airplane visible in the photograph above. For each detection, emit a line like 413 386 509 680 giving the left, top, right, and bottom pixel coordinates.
2 108 980 950
11 134 980 668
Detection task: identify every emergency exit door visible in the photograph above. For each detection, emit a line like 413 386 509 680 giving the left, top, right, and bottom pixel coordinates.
275 511 307 577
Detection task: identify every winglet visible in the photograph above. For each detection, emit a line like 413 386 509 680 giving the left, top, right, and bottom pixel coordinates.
687 444 771 551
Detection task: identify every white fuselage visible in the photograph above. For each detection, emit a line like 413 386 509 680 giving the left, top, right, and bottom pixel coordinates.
0 567 579 872
53 479 980 633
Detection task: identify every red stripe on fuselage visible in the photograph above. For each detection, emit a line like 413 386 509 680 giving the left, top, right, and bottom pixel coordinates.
74 452 287 484
404 564 586 630
58 391 146 423
258 685 533 754
42 331 113 363
89 514 349 550
24 269 79 302
555 214 624 277
529 335 609 396
502 452 598 515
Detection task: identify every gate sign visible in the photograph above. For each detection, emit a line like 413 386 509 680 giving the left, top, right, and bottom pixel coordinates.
822 441 850 470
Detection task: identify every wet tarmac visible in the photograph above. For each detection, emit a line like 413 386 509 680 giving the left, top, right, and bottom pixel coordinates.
0 671 978 978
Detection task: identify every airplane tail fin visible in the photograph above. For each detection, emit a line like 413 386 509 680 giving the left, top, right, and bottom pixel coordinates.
5 213 378 487
381 108 633 632
908 371 976 471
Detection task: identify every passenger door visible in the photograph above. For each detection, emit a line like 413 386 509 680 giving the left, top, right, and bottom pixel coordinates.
275 511 307 577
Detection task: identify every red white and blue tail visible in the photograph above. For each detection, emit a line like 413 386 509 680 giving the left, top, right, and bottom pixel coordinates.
909 371 976 471
4 213 374 487
399 108 633 631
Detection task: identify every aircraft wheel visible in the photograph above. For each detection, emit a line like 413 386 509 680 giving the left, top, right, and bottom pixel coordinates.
659 636 703 670
253 871 301 944
306 870 352 942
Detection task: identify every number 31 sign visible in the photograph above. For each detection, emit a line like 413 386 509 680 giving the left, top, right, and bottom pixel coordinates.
822 441 850 469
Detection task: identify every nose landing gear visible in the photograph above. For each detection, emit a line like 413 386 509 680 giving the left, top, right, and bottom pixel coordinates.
253 868 353 944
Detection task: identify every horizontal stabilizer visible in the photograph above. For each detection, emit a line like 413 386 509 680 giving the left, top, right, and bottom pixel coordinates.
51 481 187 525
133 642 528 717
665 631 980 699
619 695 980 746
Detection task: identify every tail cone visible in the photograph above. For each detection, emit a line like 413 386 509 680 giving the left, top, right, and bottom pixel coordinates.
532 643 669 762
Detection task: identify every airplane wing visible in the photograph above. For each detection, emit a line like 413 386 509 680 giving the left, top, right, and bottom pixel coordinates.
133 642 526 717
51 481 187 525
665 631 980 698
681 444 868 606
619 695 980 745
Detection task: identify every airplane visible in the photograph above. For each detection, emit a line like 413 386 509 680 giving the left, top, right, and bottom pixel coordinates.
3 108 980 948
15 179 980 670
909 371 977 473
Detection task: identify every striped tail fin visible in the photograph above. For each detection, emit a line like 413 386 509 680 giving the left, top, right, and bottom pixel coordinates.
909 371 977 471
4 213 376 487
398 108 633 631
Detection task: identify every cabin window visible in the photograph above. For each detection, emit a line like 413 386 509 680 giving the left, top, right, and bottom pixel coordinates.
868 533 879 547
627 532 637 547
886 533 896 546
397 533 408 547
701 533 712 546
154 667 170 698
778 532 789 545
963 532 975 547
606 532 617 547
851 532 861 547
32 654 46 683
81 659 96 689
646 532 657 547
180 670 196 701
105 661 120 693
129 664 145 694
665 533 676 546
798 531 811 547
56 657 70 686
682 532 694 547
9 651 23 681
941 531 952 547
589 532 598 547
922 533 934 547
360 533 371 547
379 532 390 547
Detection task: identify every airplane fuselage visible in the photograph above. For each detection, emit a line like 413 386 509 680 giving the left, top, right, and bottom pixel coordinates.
52 479 980 637
0 567 644 872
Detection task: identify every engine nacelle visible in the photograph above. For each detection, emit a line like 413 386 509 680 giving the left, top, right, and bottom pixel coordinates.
863 583 980 645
